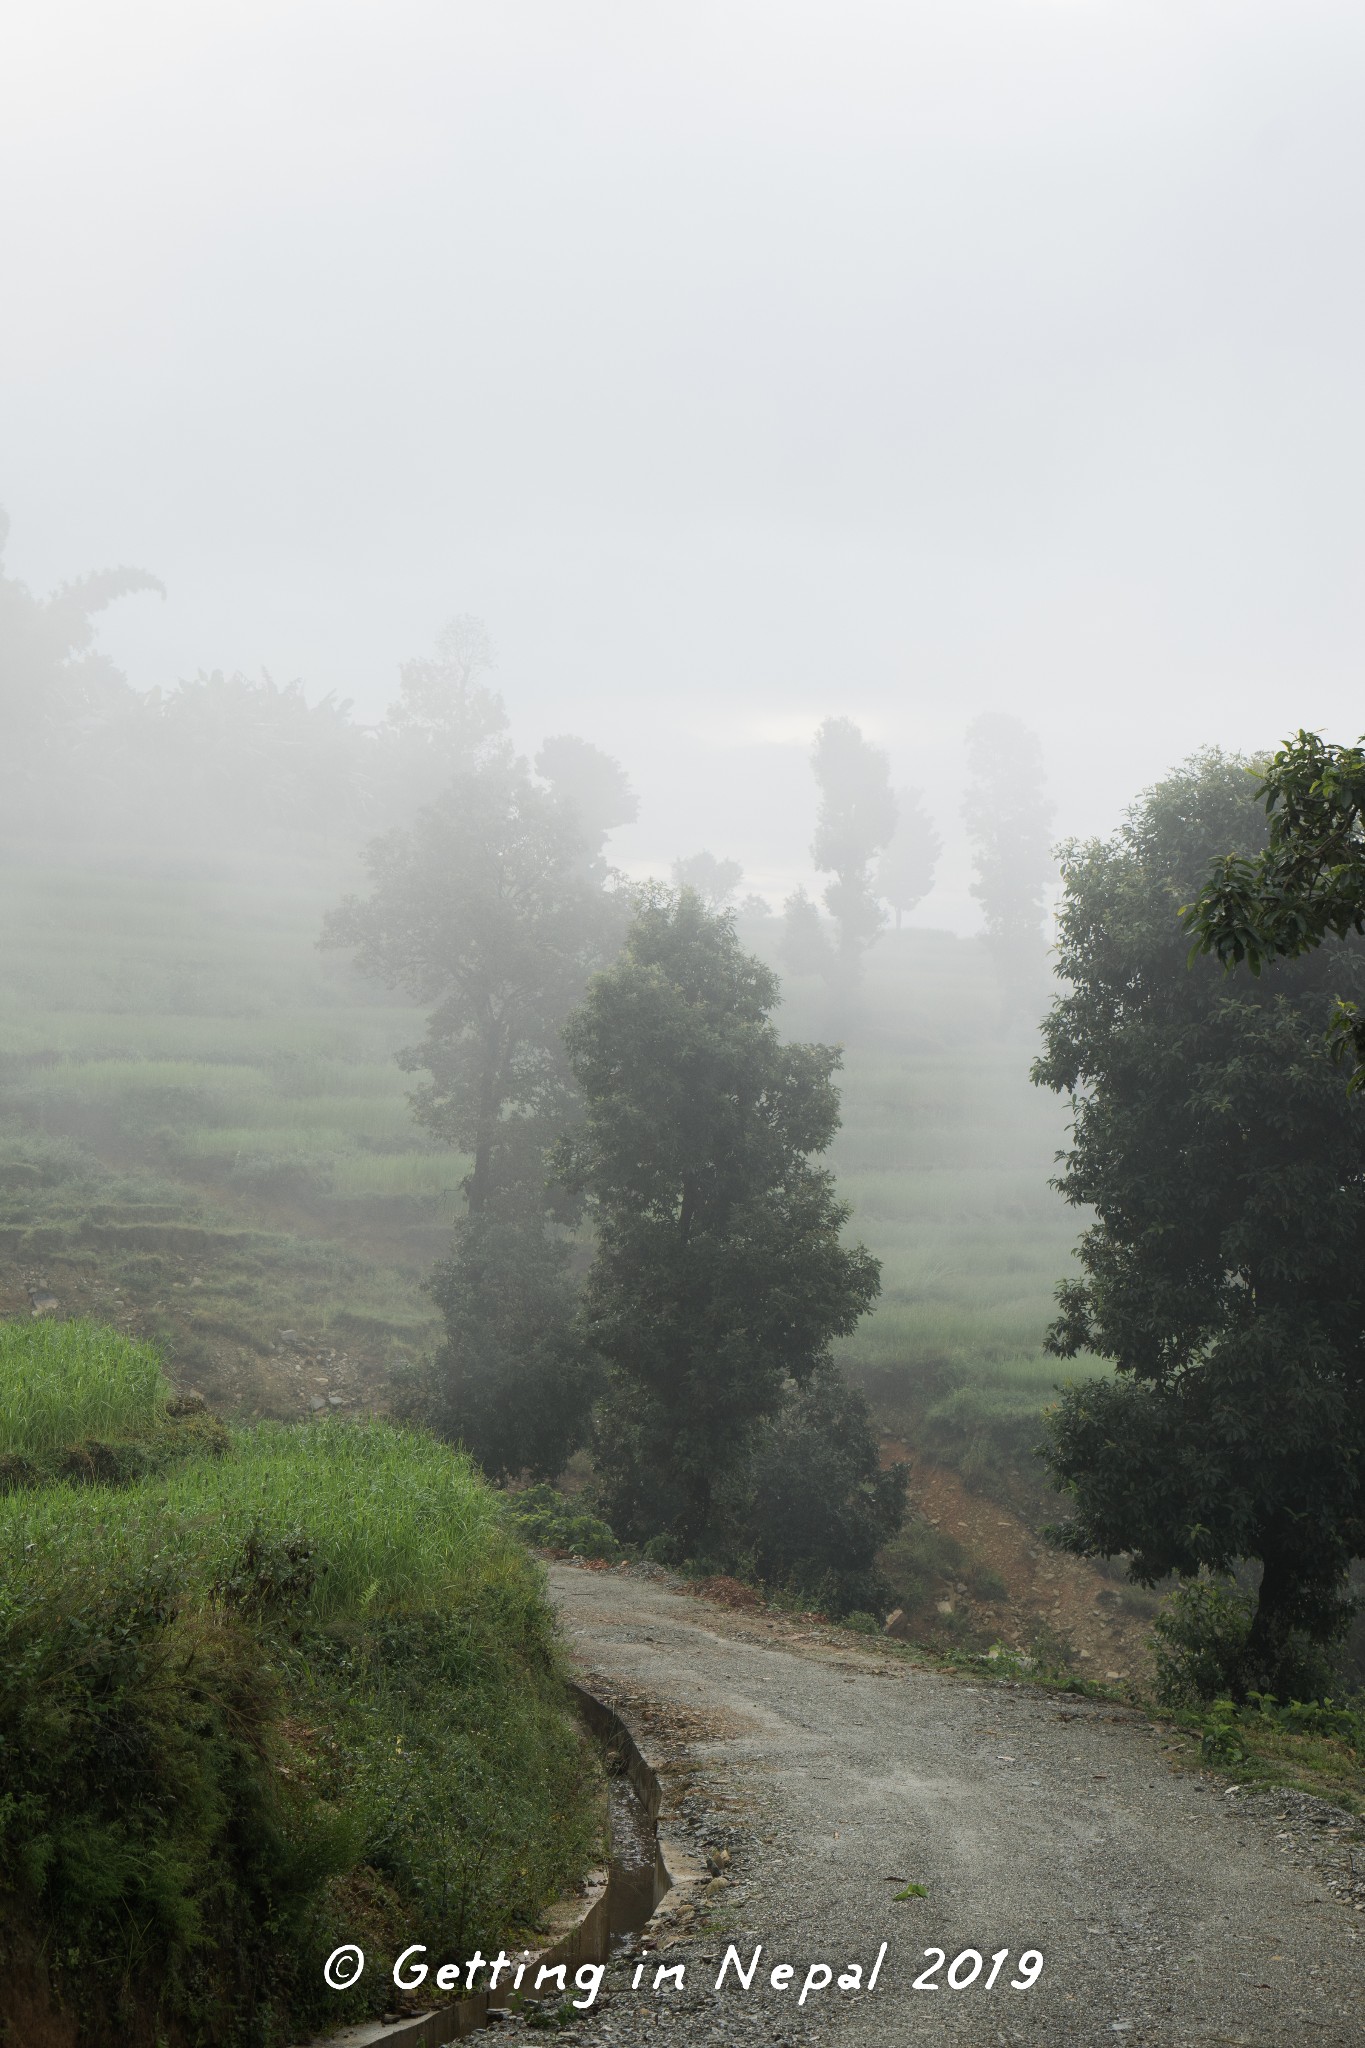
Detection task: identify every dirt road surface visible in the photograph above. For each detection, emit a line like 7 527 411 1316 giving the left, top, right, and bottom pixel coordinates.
492 1562 1364 2048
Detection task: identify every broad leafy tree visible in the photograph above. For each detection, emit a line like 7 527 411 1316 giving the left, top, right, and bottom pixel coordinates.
1185 730 1365 1090
810 718 898 971
561 889 881 1550
535 734 637 857
1035 753 1365 1698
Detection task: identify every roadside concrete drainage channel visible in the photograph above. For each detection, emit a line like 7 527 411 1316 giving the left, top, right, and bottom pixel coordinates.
309 1680 697 2048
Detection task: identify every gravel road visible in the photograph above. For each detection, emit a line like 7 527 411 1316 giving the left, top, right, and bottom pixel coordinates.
490 1562 1364 2048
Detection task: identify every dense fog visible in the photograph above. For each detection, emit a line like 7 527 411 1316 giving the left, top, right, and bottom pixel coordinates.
6 2 1365 919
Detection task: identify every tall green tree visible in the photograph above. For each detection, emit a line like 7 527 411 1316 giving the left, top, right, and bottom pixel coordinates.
1034 753 1365 1698
1185 729 1365 1091
810 718 898 971
561 889 881 1550
323 759 621 1214
962 713 1053 1012
323 758 625 1475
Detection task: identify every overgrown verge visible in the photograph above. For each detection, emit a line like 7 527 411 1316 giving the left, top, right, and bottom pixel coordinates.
0 1323 601 2048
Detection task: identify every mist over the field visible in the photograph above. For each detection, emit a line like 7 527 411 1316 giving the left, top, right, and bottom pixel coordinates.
6 0 1365 918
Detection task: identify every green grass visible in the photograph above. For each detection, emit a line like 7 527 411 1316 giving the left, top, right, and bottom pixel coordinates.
0 1326 602 2045
761 924 1097 1495
0 1318 171 1458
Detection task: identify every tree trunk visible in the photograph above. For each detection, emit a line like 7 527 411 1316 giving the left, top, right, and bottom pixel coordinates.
1244 1548 1296 1700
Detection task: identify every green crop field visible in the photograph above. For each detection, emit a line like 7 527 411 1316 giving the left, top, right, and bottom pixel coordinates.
0 846 1094 1487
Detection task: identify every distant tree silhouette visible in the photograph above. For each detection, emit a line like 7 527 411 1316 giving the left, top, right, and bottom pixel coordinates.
962 713 1054 1013
671 850 743 907
535 734 637 856
810 718 897 973
875 786 942 929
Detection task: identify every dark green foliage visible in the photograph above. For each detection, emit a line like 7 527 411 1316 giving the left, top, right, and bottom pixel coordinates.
1035 752 1365 1700
563 888 881 1551
420 1193 599 1481
1185 729 1365 1090
721 1369 907 1612
1149 1574 1341 1710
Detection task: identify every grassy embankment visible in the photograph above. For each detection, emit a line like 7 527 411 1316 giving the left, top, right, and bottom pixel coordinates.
0 1317 601 2046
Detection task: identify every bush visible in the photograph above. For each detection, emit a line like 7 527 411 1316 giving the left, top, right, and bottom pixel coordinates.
501 1482 621 1560
721 1369 908 1614
1153 1574 1339 1708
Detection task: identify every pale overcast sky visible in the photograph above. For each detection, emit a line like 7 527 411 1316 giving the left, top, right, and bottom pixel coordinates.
5 1 1365 921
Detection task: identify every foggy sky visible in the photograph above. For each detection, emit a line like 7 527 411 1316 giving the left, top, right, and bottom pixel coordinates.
6 1 1365 925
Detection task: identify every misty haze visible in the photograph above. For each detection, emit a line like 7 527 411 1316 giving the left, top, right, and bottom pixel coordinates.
4 7 1365 2047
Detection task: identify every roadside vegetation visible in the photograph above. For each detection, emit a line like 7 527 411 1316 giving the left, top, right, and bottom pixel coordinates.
0 1321 601 2047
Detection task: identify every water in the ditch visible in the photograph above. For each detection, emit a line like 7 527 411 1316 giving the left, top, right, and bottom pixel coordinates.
606 1769 665 1945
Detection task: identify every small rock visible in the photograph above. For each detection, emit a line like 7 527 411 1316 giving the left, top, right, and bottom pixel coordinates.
935 1599 954 1616
883 1607 906 1634
308 1395 327 1411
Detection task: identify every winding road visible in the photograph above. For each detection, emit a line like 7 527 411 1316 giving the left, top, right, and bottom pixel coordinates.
495 1562 1364 2048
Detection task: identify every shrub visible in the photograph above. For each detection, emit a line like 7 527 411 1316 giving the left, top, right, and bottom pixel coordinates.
501 1482 621 1560
1153 1574 1340 1708
722 1369 908 1614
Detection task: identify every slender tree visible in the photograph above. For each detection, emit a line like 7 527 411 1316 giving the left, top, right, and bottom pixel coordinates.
1035 753 1365 1699
322 758 621 1212
962 713 1054 1011
810 718 898 971
874 786 942 929
561 889 881 1550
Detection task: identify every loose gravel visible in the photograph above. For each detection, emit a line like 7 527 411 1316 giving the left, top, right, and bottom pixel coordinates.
487 1562 1364 2048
